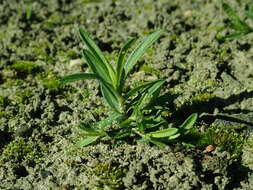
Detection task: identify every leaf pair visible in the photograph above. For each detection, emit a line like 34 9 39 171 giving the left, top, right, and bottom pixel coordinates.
218 2 253 40
140 113 198 147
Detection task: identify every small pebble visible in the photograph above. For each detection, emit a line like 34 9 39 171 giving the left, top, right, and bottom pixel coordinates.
205 145 215 152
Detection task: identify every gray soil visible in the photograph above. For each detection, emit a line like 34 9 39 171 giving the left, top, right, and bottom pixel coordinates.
0 0 253 189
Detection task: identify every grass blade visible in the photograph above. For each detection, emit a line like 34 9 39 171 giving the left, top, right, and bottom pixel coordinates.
79 28 116 85
222 3 251 31
116 38 136 92
59 73 98 84
124 30 162 76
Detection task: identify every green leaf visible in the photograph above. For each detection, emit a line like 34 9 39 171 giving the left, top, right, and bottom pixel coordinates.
101 83 122 113
143 137 167 147
79 28 116 86
179 113 198 132
116 38 136 92
59 73 98 84
76 136 99 147
126 79 165 98
97 111 123 128
168 133 181 140
146 128 178 138
83 49 112 84
110 130 132 139
222 3 251 31
78 123 103 136
124 30 162 76
134 79 165 110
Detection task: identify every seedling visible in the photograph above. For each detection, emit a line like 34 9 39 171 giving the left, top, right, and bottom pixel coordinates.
60 29 197 147
217 2 253 40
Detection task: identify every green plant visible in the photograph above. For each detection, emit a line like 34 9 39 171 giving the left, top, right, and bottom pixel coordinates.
218 2 253 40
11 61 40 74
60 29 197 147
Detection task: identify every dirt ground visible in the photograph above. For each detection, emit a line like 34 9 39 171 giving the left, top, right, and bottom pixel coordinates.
0 0 253 189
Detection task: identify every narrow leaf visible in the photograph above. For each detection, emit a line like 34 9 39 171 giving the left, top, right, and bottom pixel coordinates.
78 123 102 136
168 133 181 140
124 30 162 76
179 113 198 131
76 136 99 147
126 79 164 98
59 73 98 84
83 49 112 84
134 79 165 109
111 130 132 139
116 38 136 92
146 128 178 138
79 28 116 85
101 83 121 113
145 137 167 147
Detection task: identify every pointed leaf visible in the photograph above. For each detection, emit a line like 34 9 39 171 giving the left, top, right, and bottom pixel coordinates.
78 123 103 136
124 30 162 76
146 128 178 138
179 113 198 131
79 28 116 85
134 79 165 109
126 79 164 98
59 73 98 84
168 133 181 140
101 83 121 113
145 137 167 147
116 38 136 92
83 49 112 84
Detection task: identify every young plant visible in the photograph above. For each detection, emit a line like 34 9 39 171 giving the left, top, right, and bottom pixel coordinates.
217 2 253 40
60 29 197 147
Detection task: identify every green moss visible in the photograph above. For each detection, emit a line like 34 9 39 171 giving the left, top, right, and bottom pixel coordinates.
205 125 245 158
1 138 42 163
191 93 216 104
42 78 63 93
90 162 125 189
58 49 79 60
11 61 40 74
43 12 62 28
140 64 161 76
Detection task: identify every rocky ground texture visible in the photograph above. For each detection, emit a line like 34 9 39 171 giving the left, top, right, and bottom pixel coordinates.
0 0 253 189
